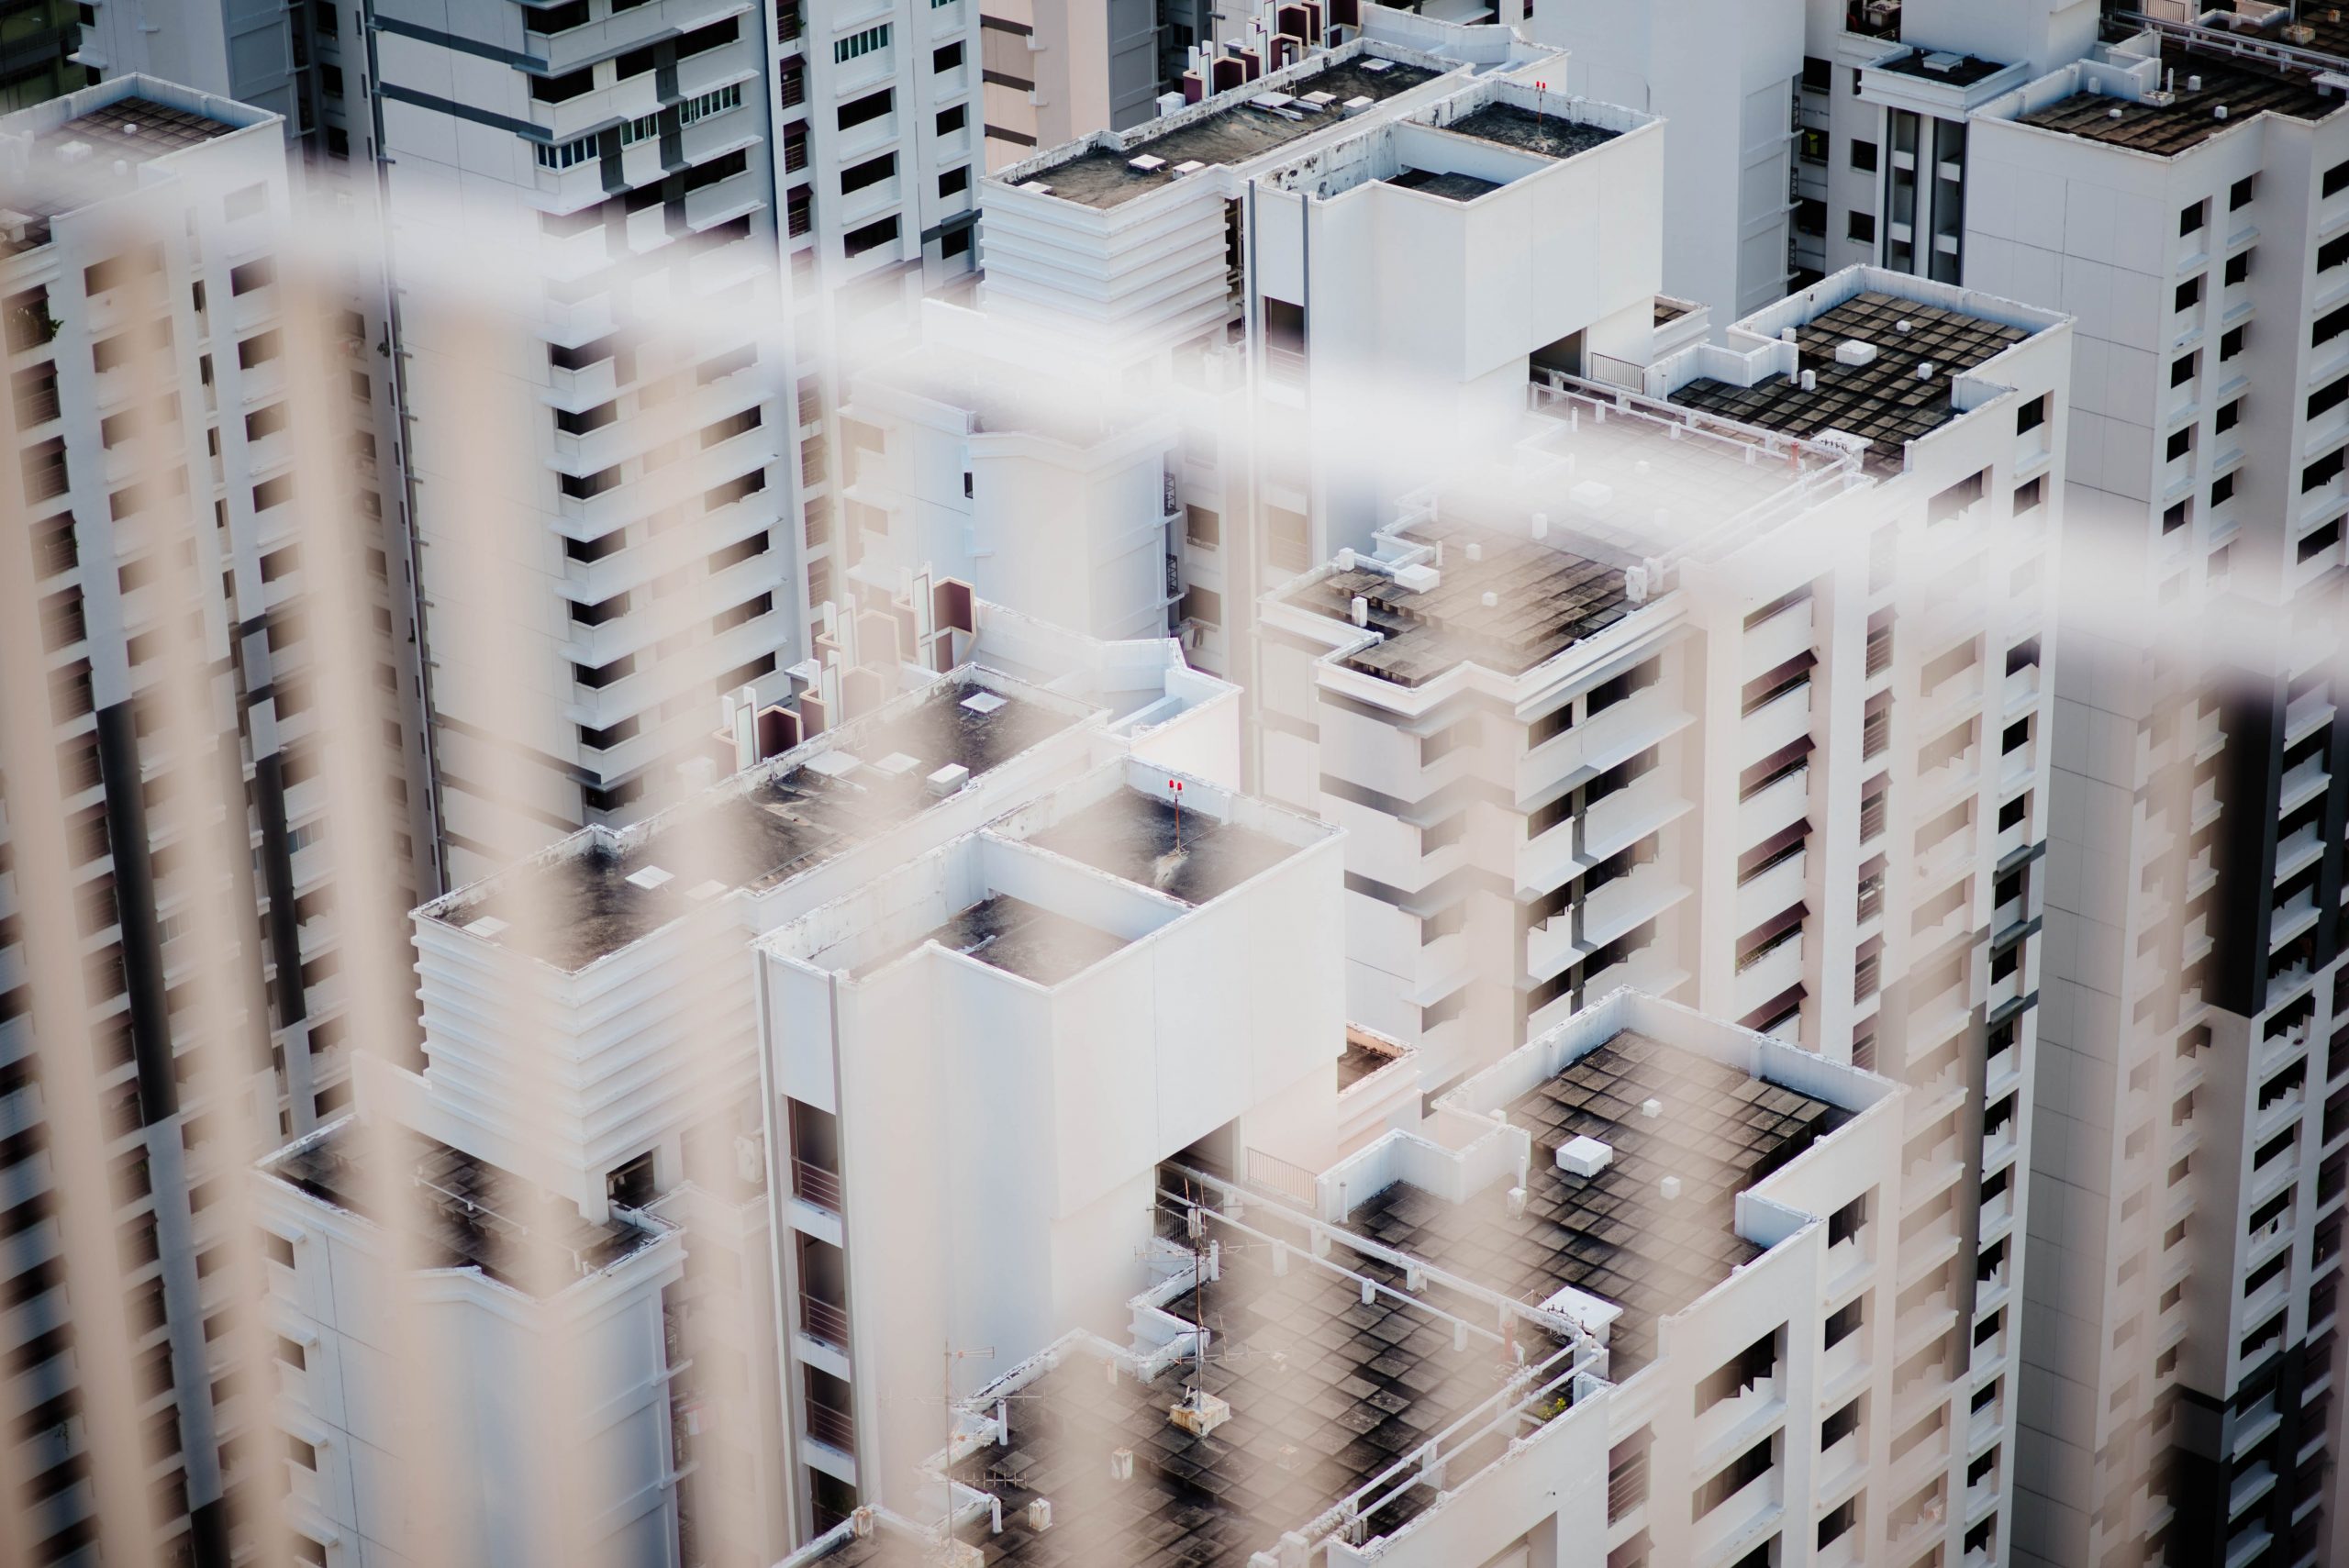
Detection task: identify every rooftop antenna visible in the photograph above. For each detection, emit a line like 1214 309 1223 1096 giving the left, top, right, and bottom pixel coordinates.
1170 777 1184 850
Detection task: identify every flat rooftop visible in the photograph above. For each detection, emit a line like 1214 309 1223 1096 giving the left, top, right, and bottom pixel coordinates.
1346 1028 1843 1373
948 1192 1573 1566
881 894 1128 985
1670 289 2030 466
1026 789 1297 905
2013 47 2336 155
1876 48 2011 88
1383 166 1500 202
1284 517 1634 688
435 676 1079 971
265 1125 658 1296
1021 57 1441 209
1439 102 1619 159
2 91 249 234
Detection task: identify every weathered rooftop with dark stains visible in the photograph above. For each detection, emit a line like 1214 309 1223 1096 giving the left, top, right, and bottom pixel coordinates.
265 1125 660 1296
1438 102 1620 160
2013 44 2339 156
1382 165 1501 201
1283 517 1636 689
1019 57 1442 208
434 677 1081 971
1344 1028 1844 1373
945 1189 1575 1567
876 894 1130 986
1027 789 1297 906
1669 289 2032 471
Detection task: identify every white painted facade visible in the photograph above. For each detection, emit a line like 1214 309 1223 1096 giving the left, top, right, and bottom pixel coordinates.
255 615 1245 1562
1257 264 2072 1567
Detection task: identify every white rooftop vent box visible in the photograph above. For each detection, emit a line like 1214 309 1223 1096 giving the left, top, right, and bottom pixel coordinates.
1569 479 1616 513
462 915 509 939
873 751 922 777
686 879 729 902
1250 92 1296 112
1342 95 1375 114
1157 90 1186 116
1392 562 1442 593
1834 339 1878 367
1171 159 1208 176
961 690 1008 715
927 762 972 796
1922 51 1965 72
625 865 674 892
1018 181 1053 195
1555 1135 1613 1177
1362 56 1395 72
1299 90 1338 109
805 750 863 778
1129 153 1168 172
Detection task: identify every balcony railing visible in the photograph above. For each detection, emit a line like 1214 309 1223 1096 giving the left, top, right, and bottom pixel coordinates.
800 1290 850 1349
794 1159 842 1211
807 1396 854 1452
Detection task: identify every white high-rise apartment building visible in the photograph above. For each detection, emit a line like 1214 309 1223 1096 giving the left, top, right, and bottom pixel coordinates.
1 72 399 1568
76 0 444 902
83 0 994 883
1256 264 2068 1564
1522 0 1804 324
253 606 1245 1562
778 988 1940 1568
1951 23 2349 1568
839 17 1644 706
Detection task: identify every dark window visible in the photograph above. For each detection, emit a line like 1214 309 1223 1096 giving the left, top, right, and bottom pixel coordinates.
841 152 895 194
2165 427 2192 462
1801 56 1831 92
934 41 963 72
2224 249 2252 286
842 216 898 257
1847 210 1876 244
1851 139 1877 172
2231 174 2256 209
2325 158 2349 199
2210 472 2234 507
2176 275 2202 312
838 89 892 131
2016 395 2045 433
530 66 596 104
2170 352 2197 387
2179 201 2205 237
228 256 275 295
940 165 970 198
676 14 739 56
937 103 966 136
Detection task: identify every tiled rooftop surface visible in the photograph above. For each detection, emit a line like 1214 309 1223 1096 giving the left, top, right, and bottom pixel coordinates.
437 678 1078 971
1023 58 1441 208
1284 517 1633 688
38 96 240 160
1670 290 2029 469
1438 102 1619 160
1026 790 1296 905
883 894 1130 986
949 1195 1570 1566
1346 1029 1842 1373
2014 47 2335 155
267 1126 658 1296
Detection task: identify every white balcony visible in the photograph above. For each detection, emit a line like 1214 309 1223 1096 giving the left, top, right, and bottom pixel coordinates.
1742 682 1812 768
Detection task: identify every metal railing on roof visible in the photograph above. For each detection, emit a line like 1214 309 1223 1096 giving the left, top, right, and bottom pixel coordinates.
2111 10 2349 74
